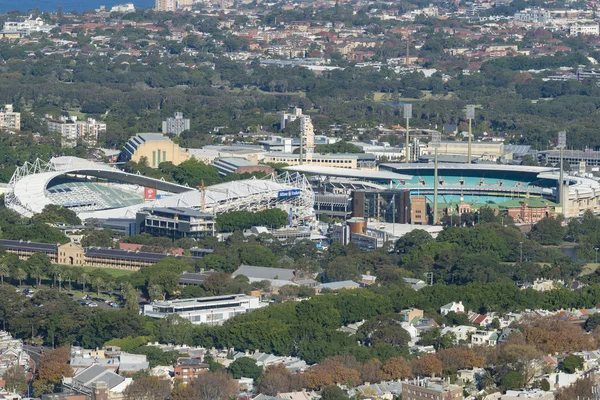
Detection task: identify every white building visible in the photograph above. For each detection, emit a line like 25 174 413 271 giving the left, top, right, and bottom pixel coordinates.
569 24 599 36
441 325 477 343
47 116 106 148
1 17 57 37
471 330 498 346
514 8 550 23
440 301 465 316
142 294 267 325
110 3 135 12
162 112 190 137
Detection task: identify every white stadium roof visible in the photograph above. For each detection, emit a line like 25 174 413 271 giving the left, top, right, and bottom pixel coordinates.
6 158 315 220
284 165 413 180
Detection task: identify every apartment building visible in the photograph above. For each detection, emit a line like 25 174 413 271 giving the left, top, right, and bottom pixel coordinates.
0 105 20 131
173 358 209 383
155 0 176 11
162 112 190 136
46 116 106 148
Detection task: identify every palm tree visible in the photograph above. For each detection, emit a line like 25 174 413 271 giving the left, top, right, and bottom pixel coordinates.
78 273 89 292
50 265 62 288
62 268 73 291
94 277 104 296
0 263 9 285
14 268 26 290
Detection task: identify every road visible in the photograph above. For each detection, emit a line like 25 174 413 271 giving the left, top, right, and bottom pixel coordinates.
23 345 48 364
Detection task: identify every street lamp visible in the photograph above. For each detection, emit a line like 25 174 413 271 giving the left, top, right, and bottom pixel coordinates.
595 247 599 263
404 103 412 163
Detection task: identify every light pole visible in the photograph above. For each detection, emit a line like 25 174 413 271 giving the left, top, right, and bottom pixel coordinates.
404 103 412 163
432 132 441 225
519 241 523 263
466 105 475 164
595 247 599 263
557 131 566 217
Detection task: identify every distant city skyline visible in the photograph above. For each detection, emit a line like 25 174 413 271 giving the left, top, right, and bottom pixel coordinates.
0 0 153 13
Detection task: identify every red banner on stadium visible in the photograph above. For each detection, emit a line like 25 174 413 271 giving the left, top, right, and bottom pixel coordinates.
144 187 157 200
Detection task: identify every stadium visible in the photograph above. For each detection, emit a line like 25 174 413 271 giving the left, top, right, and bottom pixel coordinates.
5 157 315 221
287 163 600 219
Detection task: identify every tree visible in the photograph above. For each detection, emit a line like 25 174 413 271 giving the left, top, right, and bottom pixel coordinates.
170 371 237 400
562 355 584 374
556 377 594 399
148 284 164 301
3 365 27 394
530 217 565 245
360 359 383 383
411 354 443 378
78 272 89 292
320 385 350 400
303 356 361 389
326 256 361 282
257 364 301 396
228 356 262 379
0 262 8 285
123 376 171 400
382 356 412 380
501 371 524 391
14 268 26 289
94 276 104 296
395 229 433 254
27 252 51 286
35 347 73 395
585 313 600 332
32 204 81 225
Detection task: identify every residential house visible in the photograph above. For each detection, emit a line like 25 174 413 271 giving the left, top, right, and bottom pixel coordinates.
440 301 465 316
316 281 360 293
62 364 132 399
471 330 499 346
399 308 424 324
441 325 477 344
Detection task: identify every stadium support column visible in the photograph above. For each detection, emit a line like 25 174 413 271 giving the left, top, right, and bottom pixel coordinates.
404 104 412 164
432 132 441 224
558 131 567 217
466 105 475 164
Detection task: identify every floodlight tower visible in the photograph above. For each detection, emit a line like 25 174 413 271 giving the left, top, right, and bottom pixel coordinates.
466 105 475 164
557 131 567 216
404 103 412 163
432 132 441 225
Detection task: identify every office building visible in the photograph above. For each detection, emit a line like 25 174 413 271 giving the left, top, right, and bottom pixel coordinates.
118 133 190 167
47 116 106 148
352 189 411 223
0 104 20 131
142 294 266 325
136 207 216 239
162 112 190 136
